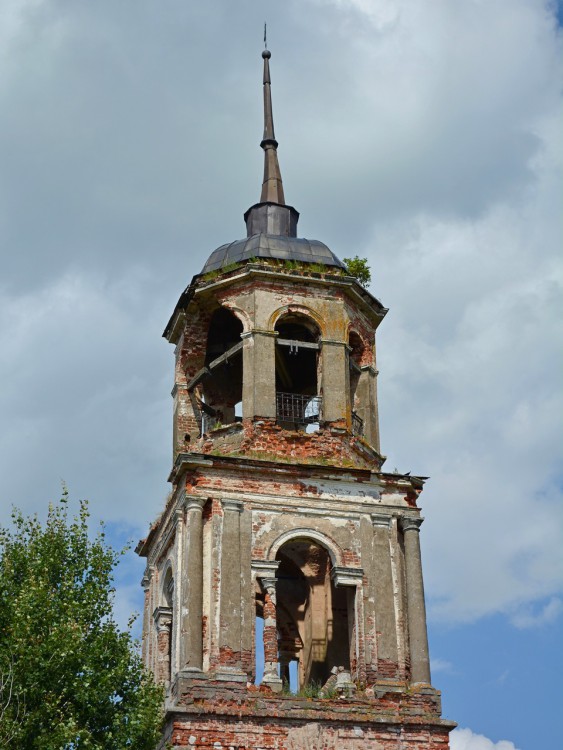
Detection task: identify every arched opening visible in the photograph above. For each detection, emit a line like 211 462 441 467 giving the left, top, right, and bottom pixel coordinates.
348 330 365 437
199 307 244 432
274 313 322 431
156 568 174 683
275 539 351 690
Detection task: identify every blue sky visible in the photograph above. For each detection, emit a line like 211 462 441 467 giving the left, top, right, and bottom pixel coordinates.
0 2 561 749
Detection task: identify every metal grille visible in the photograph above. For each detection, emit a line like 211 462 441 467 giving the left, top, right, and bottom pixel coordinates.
276 392 322 426
352 411 364 436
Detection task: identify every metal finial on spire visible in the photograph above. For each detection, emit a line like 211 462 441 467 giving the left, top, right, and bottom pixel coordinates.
264 22 267 49
259 36 285 205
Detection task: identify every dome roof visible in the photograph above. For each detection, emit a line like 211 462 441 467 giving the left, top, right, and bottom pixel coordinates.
201 233 346 274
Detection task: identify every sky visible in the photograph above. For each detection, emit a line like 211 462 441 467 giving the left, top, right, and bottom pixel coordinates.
0 1 561 748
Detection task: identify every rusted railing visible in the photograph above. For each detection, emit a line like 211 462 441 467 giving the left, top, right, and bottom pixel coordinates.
276 392 322 427
352 411 364 436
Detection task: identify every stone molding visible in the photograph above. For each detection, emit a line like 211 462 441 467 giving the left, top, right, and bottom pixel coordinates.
371 513 391 529
260 577 277 600
221 498 244 513
252 560 280 578
240 328 278 339
268 528 342 566
153 605 172 632
331 566 364 587
399 516 424 533
183 495 206 512
142 564 155 589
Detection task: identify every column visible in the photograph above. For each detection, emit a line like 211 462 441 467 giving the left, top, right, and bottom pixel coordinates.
242 330 277 419
400 516 431 684
356 366 380 452
154 607 172 684
321 340 349 423
261 577 283 692
181 496 204 672
218 499 245 677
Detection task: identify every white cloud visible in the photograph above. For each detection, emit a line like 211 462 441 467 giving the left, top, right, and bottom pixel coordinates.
451 727 520 750
510 597 563 628
430 657 454 674
0 269 171 525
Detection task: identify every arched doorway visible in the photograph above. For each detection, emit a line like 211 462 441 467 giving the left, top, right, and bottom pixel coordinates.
275 538 351 689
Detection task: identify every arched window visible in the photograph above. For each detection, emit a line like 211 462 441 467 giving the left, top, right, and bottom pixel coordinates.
199 307 244 433
274 313 321 431
154 568 174 684
348 330 366 436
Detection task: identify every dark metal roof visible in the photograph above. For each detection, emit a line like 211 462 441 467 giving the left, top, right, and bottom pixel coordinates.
201 233 347 273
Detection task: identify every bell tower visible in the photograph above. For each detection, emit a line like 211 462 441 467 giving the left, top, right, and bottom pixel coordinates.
138 46 455 750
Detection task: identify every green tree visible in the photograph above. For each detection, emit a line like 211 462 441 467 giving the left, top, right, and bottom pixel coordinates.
343 256 372 287
0 492 163 749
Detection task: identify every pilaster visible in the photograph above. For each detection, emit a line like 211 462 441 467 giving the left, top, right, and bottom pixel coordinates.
242 329 277 419
371 513 400 677
217 499 245 679
320 339 349 422
180 496 205 672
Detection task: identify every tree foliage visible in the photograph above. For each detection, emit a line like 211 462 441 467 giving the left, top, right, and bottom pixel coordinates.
343 256 372 287
0 492 163 749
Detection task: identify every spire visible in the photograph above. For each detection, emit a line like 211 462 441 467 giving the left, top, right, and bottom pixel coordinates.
260 47 285 205
244 40 298 238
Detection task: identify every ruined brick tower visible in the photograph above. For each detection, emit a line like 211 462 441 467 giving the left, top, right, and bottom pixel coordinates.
138 46 455 750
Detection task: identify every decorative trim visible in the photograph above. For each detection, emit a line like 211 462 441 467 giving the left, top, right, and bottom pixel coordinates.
268 528 342 566
240 329 278 339
183 495 205 512
331 566 364 587
320 338 347 347
153 606 172 631
260 577 277 599
371 513 391 529
252 560 280 578
399 515 424 533
221 498 243 513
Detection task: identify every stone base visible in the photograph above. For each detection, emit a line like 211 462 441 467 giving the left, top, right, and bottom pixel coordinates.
161 683 456 749
214 667 247 683
260 673 283 693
